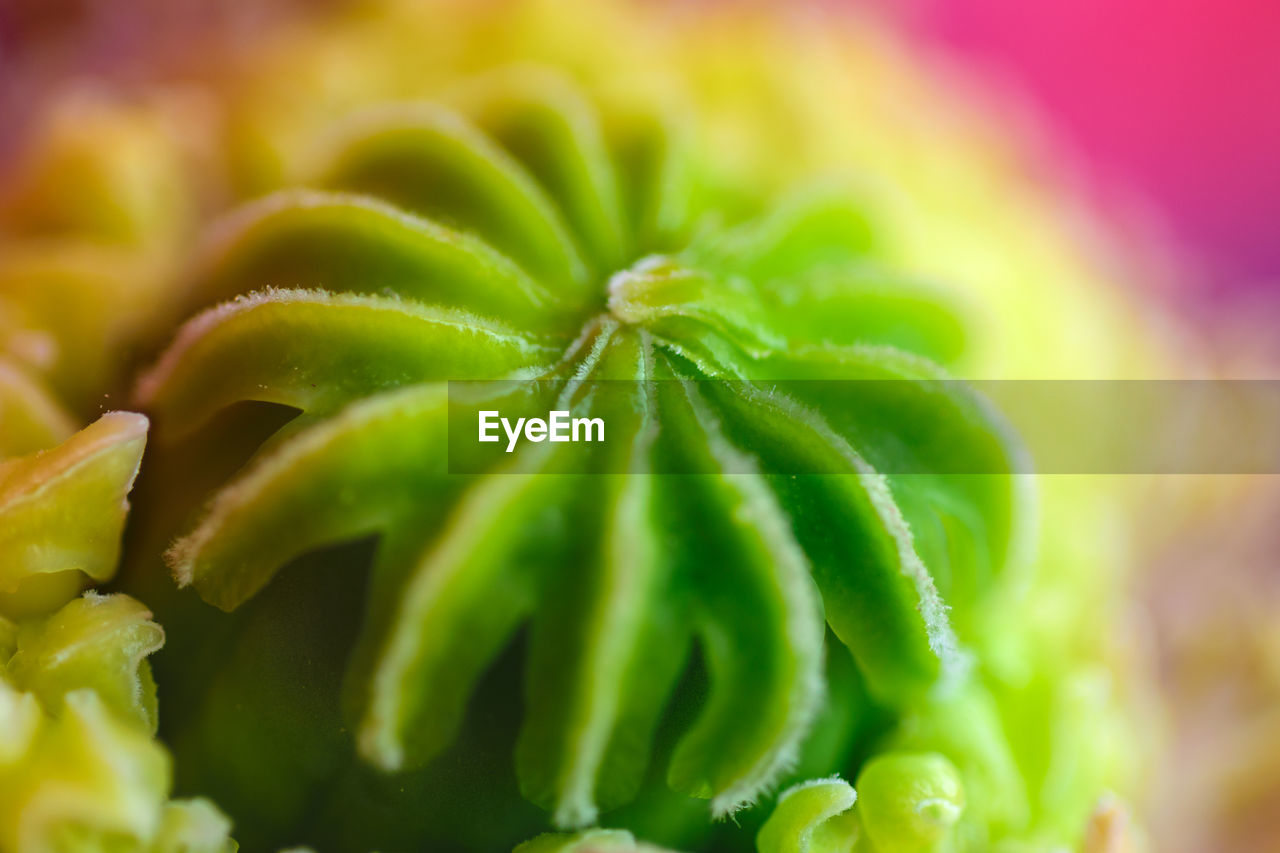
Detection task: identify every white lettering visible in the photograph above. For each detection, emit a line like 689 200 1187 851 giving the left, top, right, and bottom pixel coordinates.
481 410 605 453
573 416 604 442
549 410 571 442
478 411 500 442
502 417 525 453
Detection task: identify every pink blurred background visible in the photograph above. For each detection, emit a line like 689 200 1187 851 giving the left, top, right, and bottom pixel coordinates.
3 0 1277 308
2 1 1277 849
886 0 1280 304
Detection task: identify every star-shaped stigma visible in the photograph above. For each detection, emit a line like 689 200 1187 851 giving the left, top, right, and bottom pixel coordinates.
136 71 1025 830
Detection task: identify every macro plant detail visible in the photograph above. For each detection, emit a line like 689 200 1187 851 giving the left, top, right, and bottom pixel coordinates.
0 414 236 852
0 91 197 422
123 70 1047 852
1 413 147 616
0 1 1168 851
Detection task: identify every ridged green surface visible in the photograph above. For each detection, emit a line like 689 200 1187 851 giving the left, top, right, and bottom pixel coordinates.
0 419 235 853
0 413 147 617
123 73 1041 852
0 4 1158 851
